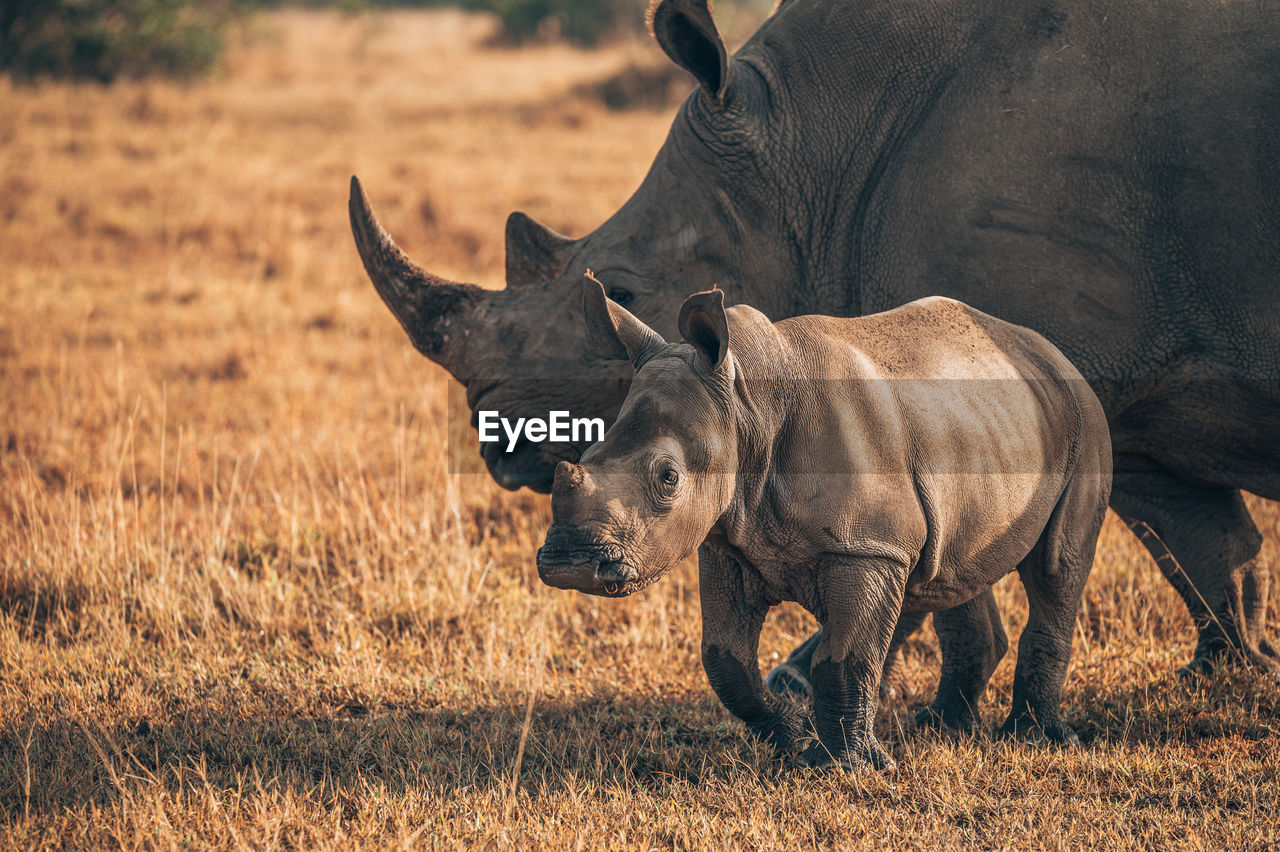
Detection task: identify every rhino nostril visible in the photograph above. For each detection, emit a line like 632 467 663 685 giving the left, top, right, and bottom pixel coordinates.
595 560 634 584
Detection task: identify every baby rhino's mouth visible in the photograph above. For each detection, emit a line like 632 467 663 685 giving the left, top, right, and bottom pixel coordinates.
537 530 639 597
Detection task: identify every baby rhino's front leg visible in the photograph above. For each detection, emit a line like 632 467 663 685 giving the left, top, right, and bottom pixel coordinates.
796 556 907 771
698 546 812 756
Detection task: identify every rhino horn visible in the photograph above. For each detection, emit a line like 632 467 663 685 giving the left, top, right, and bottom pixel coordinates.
349 176 487 378
505 211 574 286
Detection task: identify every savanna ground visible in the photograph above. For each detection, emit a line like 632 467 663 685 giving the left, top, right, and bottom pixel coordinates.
1 8 1278 849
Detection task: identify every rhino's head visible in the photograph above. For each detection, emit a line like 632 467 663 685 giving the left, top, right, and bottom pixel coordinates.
536 280 738 596
351 0 797 492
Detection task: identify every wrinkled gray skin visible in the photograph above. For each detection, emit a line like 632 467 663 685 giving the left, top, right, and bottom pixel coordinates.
351 0 1280 682
537 282 1111 769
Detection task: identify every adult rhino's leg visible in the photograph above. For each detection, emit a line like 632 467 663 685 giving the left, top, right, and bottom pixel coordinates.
1243 564 1279 663
916 588 1008 734
1110 471 1279 677
765 612 929 702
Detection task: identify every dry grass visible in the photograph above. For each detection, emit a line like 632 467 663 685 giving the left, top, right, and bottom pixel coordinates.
1 9 1277 849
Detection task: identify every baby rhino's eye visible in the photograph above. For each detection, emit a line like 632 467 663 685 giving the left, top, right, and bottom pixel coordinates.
651 461 682 508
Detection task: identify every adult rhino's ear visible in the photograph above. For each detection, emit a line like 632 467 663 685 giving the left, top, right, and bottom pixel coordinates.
582 274 666 366
506 211 574 286
678 288 729 371
648 0 729 104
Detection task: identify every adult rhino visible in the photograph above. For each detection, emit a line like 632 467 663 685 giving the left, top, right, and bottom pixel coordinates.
350 0 1280 681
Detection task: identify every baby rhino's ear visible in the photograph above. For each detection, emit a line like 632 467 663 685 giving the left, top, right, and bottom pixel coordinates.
581 274 666 365
678 288 729 371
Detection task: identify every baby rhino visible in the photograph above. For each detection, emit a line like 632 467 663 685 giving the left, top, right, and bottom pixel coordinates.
537 279 1112 770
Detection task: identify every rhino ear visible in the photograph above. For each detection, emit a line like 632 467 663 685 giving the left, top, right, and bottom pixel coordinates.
582 274 666 365
648 0 729 104
506 211 574 286
678 287 729 371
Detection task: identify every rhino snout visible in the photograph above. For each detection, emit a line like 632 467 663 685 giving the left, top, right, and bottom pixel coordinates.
536 531 637 596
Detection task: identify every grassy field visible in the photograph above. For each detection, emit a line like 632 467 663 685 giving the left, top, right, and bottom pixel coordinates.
2 9 1278 849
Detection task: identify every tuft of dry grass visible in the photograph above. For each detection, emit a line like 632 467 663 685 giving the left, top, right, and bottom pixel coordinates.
1 9 1277 849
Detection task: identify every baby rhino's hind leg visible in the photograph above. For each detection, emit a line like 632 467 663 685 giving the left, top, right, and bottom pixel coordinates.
1001 475 1108 745
916 588 1008 734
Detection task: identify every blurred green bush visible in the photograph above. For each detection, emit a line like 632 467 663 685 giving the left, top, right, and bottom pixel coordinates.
0 0 645 81
269 0 651 45
0 0 237 82
453 0 649 45
0 1 769 81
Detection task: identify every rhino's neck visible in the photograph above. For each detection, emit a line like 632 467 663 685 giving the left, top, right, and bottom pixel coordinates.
726 0 1002 318
713 318 803 545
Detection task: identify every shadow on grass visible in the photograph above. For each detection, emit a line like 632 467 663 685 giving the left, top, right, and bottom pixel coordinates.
1067 662 1280 747
1 663 1275 816
0 690 768 816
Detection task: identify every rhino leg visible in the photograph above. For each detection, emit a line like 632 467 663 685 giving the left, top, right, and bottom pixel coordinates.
1111 472 1279 678
765 611 928 702
916 587 1008 735
764 629 821 700
1000 471 1107 746
793 556 905 772
698 546 813 756
879 611 930 702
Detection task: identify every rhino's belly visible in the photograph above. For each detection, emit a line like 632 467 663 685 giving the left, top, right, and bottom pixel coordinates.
1109 362 1280 500
898 471 1066 613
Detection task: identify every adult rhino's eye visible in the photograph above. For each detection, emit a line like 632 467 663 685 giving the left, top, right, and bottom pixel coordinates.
661 467 679 487
607 287 634 307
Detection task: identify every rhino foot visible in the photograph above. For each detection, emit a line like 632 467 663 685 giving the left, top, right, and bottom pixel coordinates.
764 662 813 700
761 702 816 757
766 630 823 699
790 737 896 773
1178 638 1280 681
914 701 980 736
1252 638 1280 679
998 715 1080 748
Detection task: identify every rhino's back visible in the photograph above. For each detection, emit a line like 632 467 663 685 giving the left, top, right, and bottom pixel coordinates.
756 297 1103 599
893 0 1280 336
842 0 1280 494
777 295 1079 386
